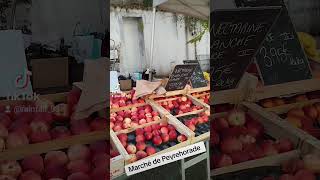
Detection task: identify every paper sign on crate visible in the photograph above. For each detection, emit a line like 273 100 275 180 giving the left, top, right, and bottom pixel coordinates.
125 141 206 176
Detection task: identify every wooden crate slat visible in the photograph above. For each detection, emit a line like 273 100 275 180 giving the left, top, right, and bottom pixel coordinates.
211 150 299 176
249 78 320 102
0 131 108 161
187 94 210 109
263 99 320 115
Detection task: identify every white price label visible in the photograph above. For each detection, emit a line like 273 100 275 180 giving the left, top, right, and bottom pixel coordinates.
125 141 206 176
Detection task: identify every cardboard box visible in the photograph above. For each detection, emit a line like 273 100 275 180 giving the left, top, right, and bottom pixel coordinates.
119 80 132 91
31 57 69 89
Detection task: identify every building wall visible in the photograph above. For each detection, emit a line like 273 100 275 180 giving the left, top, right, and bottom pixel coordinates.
110 7 210 76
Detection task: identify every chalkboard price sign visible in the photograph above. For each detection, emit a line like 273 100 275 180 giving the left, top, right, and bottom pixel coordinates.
211 7 281 91
183 60 208 88
165 64 197 91
255 7 312 85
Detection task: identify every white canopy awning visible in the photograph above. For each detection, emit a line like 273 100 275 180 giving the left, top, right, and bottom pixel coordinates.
153 0 210 20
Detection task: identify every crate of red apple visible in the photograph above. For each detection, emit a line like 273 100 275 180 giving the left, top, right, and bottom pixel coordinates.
210 105 301 175
213 154 318 180
112 119 192 164
190 91 210 105
110 103 164 133
0 89 107 154
110 90 145 110
110 136 124 179
153 95 207 117
0 141 108 180
258 91 320 109
176 111 210 143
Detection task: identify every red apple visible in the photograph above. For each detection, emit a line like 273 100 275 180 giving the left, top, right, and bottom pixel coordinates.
67 160 91 174
153 135 162 146
67 144 90 161
230 151 250 164
167 125 175 131
144 132 153 140
90 118 107 131
44 151 69 167
169 131 178 141
30 119 49 133
177 135 187 142
19 170 42 180
144 126 152 132
210 130 220 146
0 160 22 178
220 137 243 154
213 154 233 168
0 113 12 128
303 105 318 121
50 126 71 139
136 129 145 136
71 119 91 135
6 132 29 149
92 153 108 168
126 144 137 154
136 134 145 143
139 119 147 125
161 133 170 143
136 142 146 151
30 131 52 143
21 155 44 173
44 165 68 179
160 127 169 134
246 120 264 138
275 138 294 153
146 146 156 156
33 112 54 125
261 140 279 156
136 151 148 160
117 134 128 142
212 117 229 131
9 121 31 136
227 110 246 126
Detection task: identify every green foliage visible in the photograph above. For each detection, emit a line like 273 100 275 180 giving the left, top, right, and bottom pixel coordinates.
143 0 153 7
187 20 209 44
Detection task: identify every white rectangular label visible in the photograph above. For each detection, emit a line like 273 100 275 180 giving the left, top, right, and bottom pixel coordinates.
125 141 206 176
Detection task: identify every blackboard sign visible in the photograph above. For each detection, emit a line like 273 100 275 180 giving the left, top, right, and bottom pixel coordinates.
165 64 197 91
255 7 313 85
183 60 208 88
210 7 281 91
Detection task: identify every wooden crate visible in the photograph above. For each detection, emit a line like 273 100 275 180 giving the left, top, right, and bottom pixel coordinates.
110 130 125 179
111 114 194 165
247 74 320 102
110 101 169 134
0 93 108 160
187 86 210 94
149 94 209 119
210 103 303 176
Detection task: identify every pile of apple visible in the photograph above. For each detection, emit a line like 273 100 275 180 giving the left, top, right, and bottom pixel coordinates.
210 110 294 169
0 141 108 180
191 92 210 105
0 89 107 152
155 95 203 116
110 105 161 132
178 111 210 136
285 103 320 138
110 90 145 109
117 122 187 163
259 91 320 108
261 158 317 180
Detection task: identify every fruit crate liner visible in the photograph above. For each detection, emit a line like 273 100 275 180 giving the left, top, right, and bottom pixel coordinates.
178 114 210 137
214 166 320 180
126 131 183 153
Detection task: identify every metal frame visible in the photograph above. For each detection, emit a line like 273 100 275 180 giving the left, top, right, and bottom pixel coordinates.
180 141 211 180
